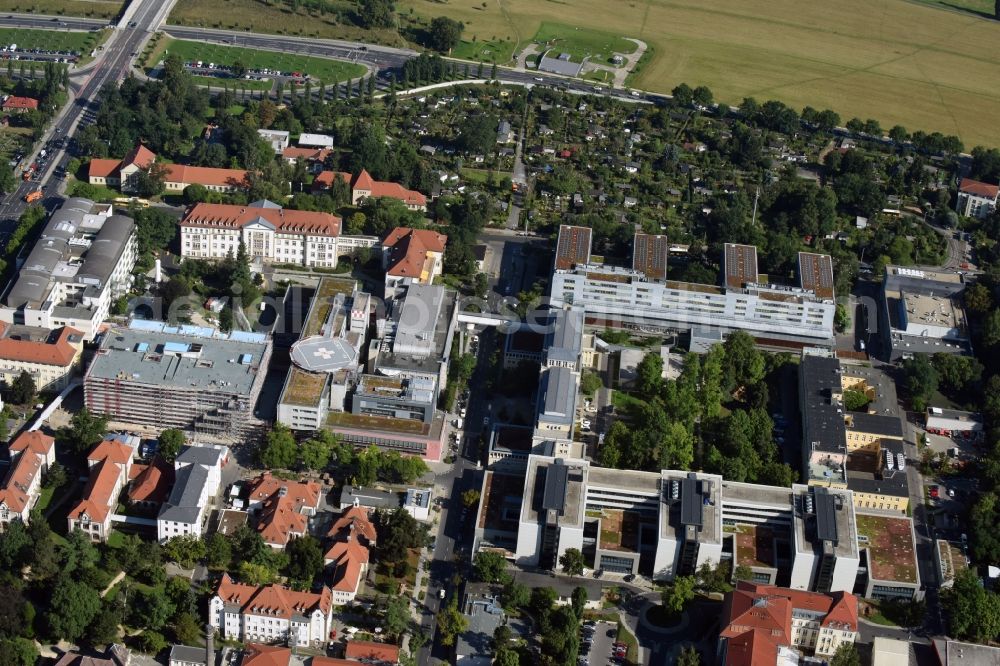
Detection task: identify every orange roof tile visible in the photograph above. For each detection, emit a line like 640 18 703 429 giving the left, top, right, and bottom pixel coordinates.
182 202 341 236
0 326 82 367
247 472 321 508
122 143 156 170
328 505 377 544
344 640 400 663
325 539 370 592
313 170 426 207
3 96 38 111
88 438 133 466
282 146 332 162
0 432 53 513
960 178 999 199
723 629 779 666
352 169 375 192
214 573 333 618
382 227 447 279
127 457 174 504
310 658 356 666
9 431 54 457
88 158 122 179
66 458 122 524
164 164 248 189
242 643 291 666
256 494 309 547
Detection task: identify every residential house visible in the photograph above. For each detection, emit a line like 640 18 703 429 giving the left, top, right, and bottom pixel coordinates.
2 95 38 113
298 133 334 148
209 573 334 647
89 144 249 194
0 431 55 530
257 129 290 153
245 472 321 549
955 178 999 219
496 120 514 144
180 200 377 269
281 146 332 172
157 445 228 541
0 324 84 391
312 169 427 211
324 505 377 605
67 435 136 541
717 581 858 665
381 227 448 299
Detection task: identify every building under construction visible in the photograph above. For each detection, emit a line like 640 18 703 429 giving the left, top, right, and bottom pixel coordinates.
84 320 272 438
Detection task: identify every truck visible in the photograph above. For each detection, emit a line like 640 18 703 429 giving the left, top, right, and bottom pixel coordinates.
24 189 41 203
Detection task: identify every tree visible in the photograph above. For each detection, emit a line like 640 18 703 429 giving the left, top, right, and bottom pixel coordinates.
358 0 396 28
570 586 588 619
559 547 586 576
842 389 870 412
375 508 425 565
382 595 410 637
580 370 603 396
136 630 168 655
0 638 37 666
473 550 511 584
0 587 28 639
285 536 323 587
128 587 174 631
163 535 207 568
0 166 15 196
86 602 121 647
943 569 1000 643
300 430 335 471
204 532 232 570
457 489 481 511
828 643 860 666
157 428 186 462
8 371 35 405
732 564 753 582
678 645 702 666
722 330 765 392
57 408 108 455
427 16 464 53
437 596 469 646
662 575 696 615
172 611 201 645
901 355 939 412
259 424 298 469
231 60 248 78
46 576 101 641
457 113 497 154
656 421 695 470
692 85 713 107
635 352 664 399
42 461 67 490
237 561 278 586
671 83 693 107
501 580 530 610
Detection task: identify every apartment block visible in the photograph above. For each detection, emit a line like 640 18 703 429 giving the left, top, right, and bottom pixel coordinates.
85 320 271 436
0 198 136 340
0 324 84 392
955 177 999 219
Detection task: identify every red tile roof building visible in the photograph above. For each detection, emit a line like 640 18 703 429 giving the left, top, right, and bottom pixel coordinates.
88 143 249 194
209 573 335 647
344 640 400 664
0 324 84 392
0 431 55 529
957 177 999 219
381 227 447 299
67 437 135 541
324 505 378 605
2 95 39 112
240 643 291 666
245 472 321 549
718 582 858 666
313 169 427 211
180 200 377 269
126 457 174 508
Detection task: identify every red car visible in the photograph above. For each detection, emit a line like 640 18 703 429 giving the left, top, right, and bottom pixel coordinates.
929 485 940 499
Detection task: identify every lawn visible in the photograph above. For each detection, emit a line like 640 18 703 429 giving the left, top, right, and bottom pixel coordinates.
153 38 366 86
616 621 639 666
532 22 636 65
0 0 124 19
0 26 104 52
190 74 272 91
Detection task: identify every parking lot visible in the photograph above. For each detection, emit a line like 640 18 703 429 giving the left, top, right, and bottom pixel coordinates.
579 620 622 665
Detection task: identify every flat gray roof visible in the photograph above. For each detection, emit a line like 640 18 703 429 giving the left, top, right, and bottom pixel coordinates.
538 366 576 425
88 322 270 397
545 309 583 364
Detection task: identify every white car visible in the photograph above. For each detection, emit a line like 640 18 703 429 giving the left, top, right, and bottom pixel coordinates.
581 419 592 430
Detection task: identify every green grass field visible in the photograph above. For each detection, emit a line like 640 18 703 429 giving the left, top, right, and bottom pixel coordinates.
167 0 1000 147
0 26 103 52
155 38 366 86
533 22 636 64
0 0 124 19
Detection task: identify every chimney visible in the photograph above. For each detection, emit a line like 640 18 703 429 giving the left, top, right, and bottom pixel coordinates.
204 623 214 666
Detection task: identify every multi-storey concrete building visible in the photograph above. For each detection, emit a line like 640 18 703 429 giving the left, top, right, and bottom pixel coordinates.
880 265 970 360
84 321 271 436
180 200 377 269
209 574 333 647
0 198 137 340
549 228 836 343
